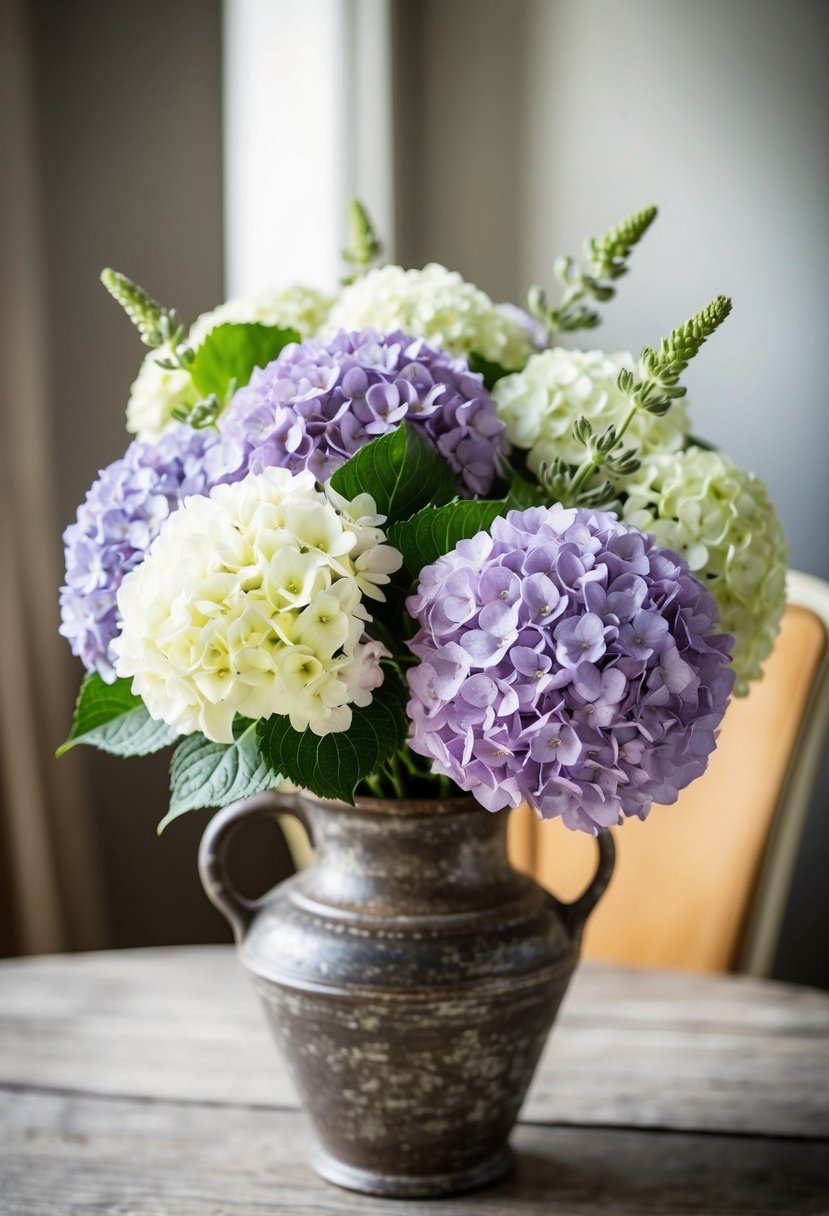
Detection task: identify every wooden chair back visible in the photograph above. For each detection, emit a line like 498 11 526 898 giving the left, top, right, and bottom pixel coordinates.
508 572 829 974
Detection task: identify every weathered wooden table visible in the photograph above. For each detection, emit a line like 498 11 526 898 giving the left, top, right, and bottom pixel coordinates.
1 946 827 1214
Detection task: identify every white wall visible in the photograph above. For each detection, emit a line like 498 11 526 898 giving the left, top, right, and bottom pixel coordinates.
517 0 829 579
396 0 828 577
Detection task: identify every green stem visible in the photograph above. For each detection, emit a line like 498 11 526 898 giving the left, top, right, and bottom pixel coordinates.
397 748 422 777
372 754 407 799
385 755 406 799
611 400 640 449
566 453 604 500
566 396 640 499
363 773 384 797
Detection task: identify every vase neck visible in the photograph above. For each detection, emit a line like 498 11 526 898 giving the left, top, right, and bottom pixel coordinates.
294 797 524 919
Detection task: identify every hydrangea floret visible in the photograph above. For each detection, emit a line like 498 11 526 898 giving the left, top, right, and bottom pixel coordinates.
405 505 735 833
619 447 788 694
112 468 402 744
188 284 333 346
59 424 218 682
206 328 507 494
326 263 534 370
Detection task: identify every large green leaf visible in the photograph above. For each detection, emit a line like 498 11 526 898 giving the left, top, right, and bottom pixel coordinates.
329 425 456 525
387 499 506 581
255 672 408 804
159 718 280 833
189 322 299 399
57 674 179 758
385 469 549 582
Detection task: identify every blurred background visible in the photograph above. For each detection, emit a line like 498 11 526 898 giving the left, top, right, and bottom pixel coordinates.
2 0 827 985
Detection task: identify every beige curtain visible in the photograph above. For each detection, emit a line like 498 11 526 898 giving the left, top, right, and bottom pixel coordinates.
0 0 105 955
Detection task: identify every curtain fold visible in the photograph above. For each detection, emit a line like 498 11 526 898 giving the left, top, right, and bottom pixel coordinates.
0 0 106 955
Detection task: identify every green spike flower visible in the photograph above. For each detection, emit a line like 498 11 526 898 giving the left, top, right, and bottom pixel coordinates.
100 269 185 351
588 204 658 282
341 198 382 284
638 294 733 394
529 204 658 339
544 295 732 507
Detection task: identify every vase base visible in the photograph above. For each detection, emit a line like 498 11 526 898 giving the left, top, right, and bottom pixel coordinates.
311 1143 515 1198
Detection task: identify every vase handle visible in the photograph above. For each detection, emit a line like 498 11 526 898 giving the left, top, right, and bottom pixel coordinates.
198 791 312 942
552 830 616 945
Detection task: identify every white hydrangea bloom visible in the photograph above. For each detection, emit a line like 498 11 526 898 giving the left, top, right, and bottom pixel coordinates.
326 263 533 370
125 354 200 443
188 283 333 346
126 285 333 442
112 468 402 743
493 347 690 472
620 446 788 694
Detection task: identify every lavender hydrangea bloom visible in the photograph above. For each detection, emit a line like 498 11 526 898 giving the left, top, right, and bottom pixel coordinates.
205 329 507 495
405 505 735 834
60 425 218 682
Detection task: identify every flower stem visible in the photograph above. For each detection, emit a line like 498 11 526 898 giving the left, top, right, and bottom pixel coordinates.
529 205 658 340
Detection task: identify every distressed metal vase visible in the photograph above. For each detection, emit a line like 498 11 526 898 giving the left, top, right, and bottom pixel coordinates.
198 791 614 1199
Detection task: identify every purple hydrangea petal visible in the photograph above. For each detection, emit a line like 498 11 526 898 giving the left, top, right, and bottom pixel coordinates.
59 425 218 681
208 329 507 496
405 503 735 834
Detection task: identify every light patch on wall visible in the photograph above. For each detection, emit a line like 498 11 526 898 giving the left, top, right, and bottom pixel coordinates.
223 0 394 296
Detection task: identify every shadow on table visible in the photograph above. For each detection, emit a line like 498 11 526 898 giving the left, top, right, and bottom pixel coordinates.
493 1129 829 1214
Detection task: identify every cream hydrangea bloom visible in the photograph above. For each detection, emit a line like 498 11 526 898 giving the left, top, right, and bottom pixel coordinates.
493 347 690 473
126 285 333 441
620 446 788 694
188 283 333 346
326 263 534 370
126 355 201 443
112 468 402 743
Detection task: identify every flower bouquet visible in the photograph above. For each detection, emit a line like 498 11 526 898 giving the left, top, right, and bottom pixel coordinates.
57 203 787 1196
59 202 785 825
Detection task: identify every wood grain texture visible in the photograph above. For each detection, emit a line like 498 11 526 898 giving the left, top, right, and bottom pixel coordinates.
0 947 827 1140
2 1091 828 1216
509 602 828 971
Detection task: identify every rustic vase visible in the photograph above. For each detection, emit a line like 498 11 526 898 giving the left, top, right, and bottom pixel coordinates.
198 790 615 1199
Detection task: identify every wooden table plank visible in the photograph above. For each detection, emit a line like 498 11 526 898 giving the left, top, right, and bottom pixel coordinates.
3 1090 828 1216
1 947 827 1139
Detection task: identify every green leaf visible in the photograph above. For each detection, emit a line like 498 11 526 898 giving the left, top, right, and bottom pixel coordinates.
329 424 456 524
159 718 280 833
468 351 512 390
255 672 408 804
189 322 299 400
57 674 179 758
388 499 505 581
386 469 550 581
